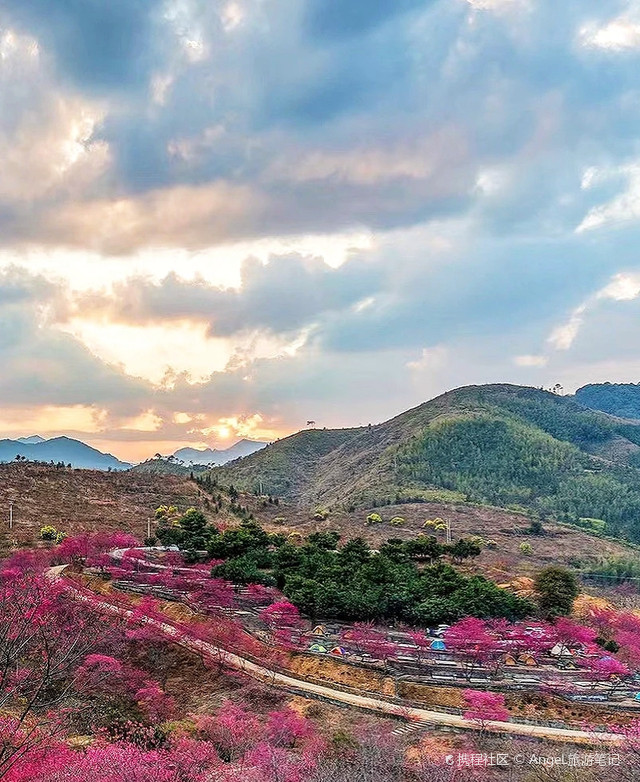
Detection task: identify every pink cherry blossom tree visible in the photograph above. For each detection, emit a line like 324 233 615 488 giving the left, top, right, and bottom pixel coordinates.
444 618 501 680
462 690 510 733
260 601 304 649
196 701 263 762
267 707 315 748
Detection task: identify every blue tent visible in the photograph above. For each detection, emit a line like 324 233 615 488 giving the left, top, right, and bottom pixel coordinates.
430 639 446 651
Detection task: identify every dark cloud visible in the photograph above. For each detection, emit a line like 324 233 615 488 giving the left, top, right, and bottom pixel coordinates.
2 0 167 93
78 252 384 336
314 226 636 354
4 0 639 249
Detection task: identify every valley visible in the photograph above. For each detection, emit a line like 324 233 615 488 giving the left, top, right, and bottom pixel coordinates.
3 383 640 780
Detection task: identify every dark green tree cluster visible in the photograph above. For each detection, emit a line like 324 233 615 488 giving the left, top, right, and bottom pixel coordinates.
575 382 640 421
208 519 284 585
210 525 533 626
156 508 218 555
397 414 640 540
533 566 579 619
380 535 481 564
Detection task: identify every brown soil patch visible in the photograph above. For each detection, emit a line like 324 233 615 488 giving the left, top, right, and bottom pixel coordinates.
289 652 395 696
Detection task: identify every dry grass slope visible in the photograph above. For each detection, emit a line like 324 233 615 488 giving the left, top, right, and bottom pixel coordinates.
0 463 215 550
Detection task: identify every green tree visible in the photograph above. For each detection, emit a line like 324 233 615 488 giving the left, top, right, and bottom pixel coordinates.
307 530 341 550
180 508 210 548
534 566 579 619
447 538 482 563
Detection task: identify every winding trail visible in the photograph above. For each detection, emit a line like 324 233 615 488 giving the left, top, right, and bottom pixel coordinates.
51 565 620 745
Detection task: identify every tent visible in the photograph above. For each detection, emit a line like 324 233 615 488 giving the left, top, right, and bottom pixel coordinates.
330 646 347 656
550 643 573 658
311 625 326 636
309 643 328 654
430 639 446 651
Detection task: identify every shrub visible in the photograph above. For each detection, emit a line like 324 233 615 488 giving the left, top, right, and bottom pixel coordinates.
422 518 447 531
40 526 57 541
527 519 544 535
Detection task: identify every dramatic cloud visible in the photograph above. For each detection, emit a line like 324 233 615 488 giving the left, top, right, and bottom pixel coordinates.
0 268 150 410
0 0 640 460
76 253 384 337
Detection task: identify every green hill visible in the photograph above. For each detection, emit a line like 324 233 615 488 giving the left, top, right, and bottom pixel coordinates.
211 428 365 498
575 382 640 420
211 384 640 542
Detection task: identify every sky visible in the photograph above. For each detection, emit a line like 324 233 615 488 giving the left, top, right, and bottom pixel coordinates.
1 0 640 462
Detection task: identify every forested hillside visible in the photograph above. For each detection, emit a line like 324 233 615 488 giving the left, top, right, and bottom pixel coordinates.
212 384 640 542
212 427 365 497
575 382 640 420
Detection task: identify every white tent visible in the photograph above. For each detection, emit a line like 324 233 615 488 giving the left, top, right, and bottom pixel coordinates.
550 643 573 658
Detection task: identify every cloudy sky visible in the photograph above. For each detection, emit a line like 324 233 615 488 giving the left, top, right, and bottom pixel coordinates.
1 0 640 461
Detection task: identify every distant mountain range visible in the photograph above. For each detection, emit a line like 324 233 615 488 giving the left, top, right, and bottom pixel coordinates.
132 439 269 476
0 435 268 473
0 436 131 471
172 439 268 466
16 435 46 445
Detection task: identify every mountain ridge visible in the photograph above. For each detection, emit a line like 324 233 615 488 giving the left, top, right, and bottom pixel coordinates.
210 383 640 542
574 382 640 420
0 436 131 471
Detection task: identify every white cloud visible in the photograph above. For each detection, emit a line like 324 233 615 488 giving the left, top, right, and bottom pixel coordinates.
0 28 108 204
547 305 587 351
407 345 448 371
596 272 640 302
267 129 470 188
577 164 640 232
580 18 640 51
514 354 547 367
465 0 529 12
222 1 245 32
547 272 640 353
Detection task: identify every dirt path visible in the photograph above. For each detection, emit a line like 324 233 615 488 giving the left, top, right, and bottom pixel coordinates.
55 570 619 745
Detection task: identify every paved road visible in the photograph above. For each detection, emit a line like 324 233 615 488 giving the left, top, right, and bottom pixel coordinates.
54 570 621 745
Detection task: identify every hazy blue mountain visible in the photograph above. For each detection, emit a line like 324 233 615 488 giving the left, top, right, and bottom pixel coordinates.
2 436 131 470
173 439 268 466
